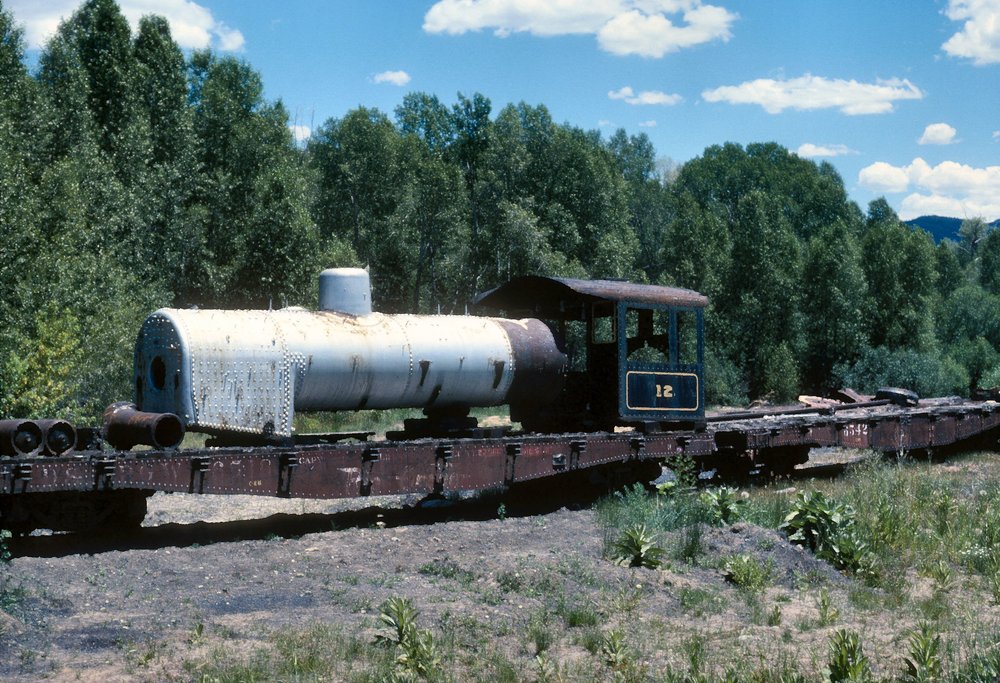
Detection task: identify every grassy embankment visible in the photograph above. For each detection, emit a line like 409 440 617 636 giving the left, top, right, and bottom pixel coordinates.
172 451 1000 681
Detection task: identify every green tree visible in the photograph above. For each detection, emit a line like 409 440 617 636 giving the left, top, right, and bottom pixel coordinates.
395 92 454 155
801 221 868 391
308 106 403 257
980 228 1000 295
958 216 990 268
132 15 205 300
719 190 803 400
861 202 937 350
607 128 671 281
661 190 730 302
450 92 491 239
191 52 320 305
934 240 965 298
0 2 44 417
376 139 469 312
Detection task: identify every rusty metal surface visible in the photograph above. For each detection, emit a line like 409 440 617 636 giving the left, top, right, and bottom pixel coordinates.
473 276 709 316
493 318 567 414
0 420 43 457
35 420 77 457
102 402 184 451
2 400 998 507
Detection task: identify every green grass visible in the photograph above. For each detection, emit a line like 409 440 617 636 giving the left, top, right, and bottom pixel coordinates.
182 451 1000 683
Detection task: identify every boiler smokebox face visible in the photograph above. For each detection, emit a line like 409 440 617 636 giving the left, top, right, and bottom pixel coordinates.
134 312 189 421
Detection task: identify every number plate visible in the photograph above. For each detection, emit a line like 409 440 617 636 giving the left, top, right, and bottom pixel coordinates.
625 371 700 412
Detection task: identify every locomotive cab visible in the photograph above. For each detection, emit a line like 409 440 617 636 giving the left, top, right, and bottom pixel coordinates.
473 276 707 432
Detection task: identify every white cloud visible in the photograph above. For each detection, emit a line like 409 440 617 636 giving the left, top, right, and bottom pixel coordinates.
702 75 923 115
993 130 1000 141
943 0 1000 65
639 119 657 127
796 143 857 158
597 119 613 127
6 0 244 50
919 123 958 145
858 161 911 193
373 70 411 86
289 125 311 143
858 157 1000 219
423 0 737 58
608 86 682 106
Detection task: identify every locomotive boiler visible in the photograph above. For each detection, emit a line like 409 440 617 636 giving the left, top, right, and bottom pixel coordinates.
134 269 566 440
134 269 709 442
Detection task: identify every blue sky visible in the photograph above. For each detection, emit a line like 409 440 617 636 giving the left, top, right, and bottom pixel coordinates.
8 0 1000 220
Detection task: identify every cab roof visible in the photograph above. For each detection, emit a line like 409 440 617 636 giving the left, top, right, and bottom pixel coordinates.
473 276 708 318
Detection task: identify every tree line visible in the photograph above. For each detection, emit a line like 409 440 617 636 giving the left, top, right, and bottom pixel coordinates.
1 0 999 421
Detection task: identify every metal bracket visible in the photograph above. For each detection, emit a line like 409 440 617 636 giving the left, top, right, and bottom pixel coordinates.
94 458 117 490
504 443 521 486
569 440 585 470
360 447 381 496
7 463 32 493
190 456 210 494
630 436 646 460
278 453 299 498
434 444 453 494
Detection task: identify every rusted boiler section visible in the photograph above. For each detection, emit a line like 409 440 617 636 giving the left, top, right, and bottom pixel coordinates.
134 269 566 437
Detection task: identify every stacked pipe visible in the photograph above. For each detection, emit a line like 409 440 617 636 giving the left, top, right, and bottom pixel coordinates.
0 419 78 456
36 419 77 456
0 419 43 456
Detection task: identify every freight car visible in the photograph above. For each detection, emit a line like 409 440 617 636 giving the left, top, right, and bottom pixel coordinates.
2 272 999 536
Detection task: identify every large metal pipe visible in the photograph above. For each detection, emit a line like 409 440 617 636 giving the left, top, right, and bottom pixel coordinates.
0 419 43 457
35 419 77 456
103 402 185 451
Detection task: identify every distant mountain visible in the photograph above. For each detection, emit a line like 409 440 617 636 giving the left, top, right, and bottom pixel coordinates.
906 215 1000 243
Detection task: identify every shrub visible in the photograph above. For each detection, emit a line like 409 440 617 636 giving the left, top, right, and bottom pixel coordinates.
780 491 876 577
705 348 747 407
834 345 968 398
827 629 872 683
982 363 1000 389
903 622 942 682
700 486 746 526
375 597 439 679
610 524 664 569
723 554 773 594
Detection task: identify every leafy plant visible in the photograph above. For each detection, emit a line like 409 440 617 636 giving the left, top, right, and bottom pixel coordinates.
375 597 439 679
664 454 699 489
677 521 704 564
528 610 553 655
816 589 840 626
723 554 773 594
611 524 664 569
600 628 630 669
827 629 872 683
700 486 746 526
780 491 875 576
903 622 942 682
189 621 204 646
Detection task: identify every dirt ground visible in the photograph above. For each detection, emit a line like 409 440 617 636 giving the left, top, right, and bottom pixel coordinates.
0 457 995 681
